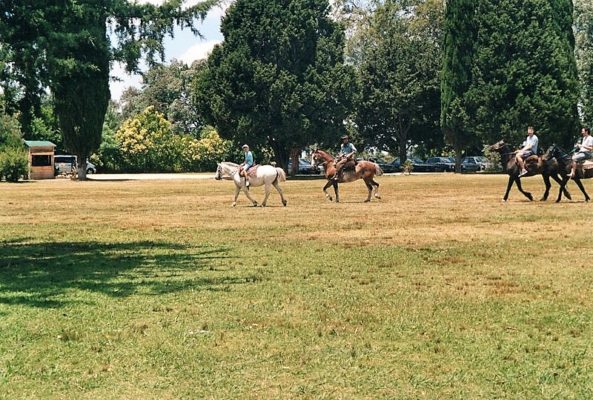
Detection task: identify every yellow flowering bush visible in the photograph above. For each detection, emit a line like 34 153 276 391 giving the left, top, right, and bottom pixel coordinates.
113 107 232 172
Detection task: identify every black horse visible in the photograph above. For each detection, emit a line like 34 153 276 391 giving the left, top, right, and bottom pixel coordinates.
488 140 570 202
543 145 593 202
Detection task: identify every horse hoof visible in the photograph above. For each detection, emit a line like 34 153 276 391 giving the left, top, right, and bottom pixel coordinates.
282 200 287 207
364 199 371 203
232 203 236 207
253 203 258 207
375 195 381 199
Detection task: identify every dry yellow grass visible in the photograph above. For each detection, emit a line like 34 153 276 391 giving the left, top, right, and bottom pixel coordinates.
1 174 593 399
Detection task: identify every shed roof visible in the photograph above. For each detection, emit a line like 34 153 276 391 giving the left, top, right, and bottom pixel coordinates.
24 140 56 148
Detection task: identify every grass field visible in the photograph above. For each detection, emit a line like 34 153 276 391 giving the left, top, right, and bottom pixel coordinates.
1 174 593 399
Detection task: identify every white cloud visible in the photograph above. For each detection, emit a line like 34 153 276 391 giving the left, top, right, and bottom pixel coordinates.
175 40 221 65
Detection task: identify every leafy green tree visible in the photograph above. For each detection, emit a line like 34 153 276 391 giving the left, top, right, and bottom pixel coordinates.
466 0 580 147
194 0 357 174
357 0 444 163
0 0 219 179
120 60 206 136
575 0 593 126
441 0 479 170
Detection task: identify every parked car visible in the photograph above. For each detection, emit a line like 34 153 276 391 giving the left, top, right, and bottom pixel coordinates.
406 157 433 172
460 156 485 172
377 158 401 173
54 155 97 175
425 157 456 172
286 159 320 174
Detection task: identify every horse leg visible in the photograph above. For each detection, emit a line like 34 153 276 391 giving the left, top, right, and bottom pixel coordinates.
232 185 241 207
323 180 334 201
273 181 288 206
540 175 551 201
574 178 590 202
515 177 533 201
261 183 272 207
242 186 258 207
551 174 572 200
556 177 570 203
371 179 381 199
502 175 514 202
363 178 373 202
333 181 340 203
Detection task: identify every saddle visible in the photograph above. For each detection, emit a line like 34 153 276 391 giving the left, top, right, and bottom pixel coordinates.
335 155 357 171
241 165 259 178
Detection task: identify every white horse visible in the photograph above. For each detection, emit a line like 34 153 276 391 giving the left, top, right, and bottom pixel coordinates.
215 162 288 207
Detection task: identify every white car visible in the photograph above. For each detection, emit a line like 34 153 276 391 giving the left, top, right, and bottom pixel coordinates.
54 155 97 175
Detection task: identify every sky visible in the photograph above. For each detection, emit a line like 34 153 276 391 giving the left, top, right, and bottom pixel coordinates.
109 1 233 101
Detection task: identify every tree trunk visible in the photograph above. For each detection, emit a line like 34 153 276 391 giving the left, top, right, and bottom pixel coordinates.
398 144 407 164
77 154 87 181
290 148 300 177
454 144 462 173
270 140 289 172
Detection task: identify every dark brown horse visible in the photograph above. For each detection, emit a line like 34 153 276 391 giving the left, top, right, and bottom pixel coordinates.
543 145 592 202
312 149 383 203
488 140 570 202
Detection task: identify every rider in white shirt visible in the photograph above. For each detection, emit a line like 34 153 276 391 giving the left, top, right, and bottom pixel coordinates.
570 127 593 178
517 126 538 177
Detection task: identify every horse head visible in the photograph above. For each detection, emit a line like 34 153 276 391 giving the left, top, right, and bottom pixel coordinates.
543 144 569 163
488 140 506 153
214 163 223 180
542 145 557 162
312 149 331 168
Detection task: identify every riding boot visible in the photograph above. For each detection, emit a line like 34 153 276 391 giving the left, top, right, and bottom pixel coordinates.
245 177 250 187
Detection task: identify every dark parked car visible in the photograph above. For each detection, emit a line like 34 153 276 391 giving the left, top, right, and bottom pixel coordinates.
406 157 433 172
460 156 484 172
377 158 401 173
425 157 456 172
286 159 320 174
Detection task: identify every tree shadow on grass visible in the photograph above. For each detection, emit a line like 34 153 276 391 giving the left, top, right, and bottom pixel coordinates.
0 240 245 308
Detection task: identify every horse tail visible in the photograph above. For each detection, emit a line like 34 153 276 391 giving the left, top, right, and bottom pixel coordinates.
374 163 384 176
275 167 287 182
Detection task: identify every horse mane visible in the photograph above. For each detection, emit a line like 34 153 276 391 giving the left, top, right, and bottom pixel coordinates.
220 161 239 168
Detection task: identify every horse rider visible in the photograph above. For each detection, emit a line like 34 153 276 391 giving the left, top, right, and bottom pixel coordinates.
569 127 593 178
239 144 254 187
333 135 357 182
517 126 539 177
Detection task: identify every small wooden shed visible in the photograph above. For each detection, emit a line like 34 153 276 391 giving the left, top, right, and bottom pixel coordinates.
24 140 56 180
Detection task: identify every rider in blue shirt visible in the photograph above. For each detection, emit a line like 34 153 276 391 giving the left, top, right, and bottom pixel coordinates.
333 135 357 182
240 144 254 187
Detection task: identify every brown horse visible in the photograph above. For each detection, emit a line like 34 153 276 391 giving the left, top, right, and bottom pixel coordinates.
312 149 383 203
488 140 570 202
543 145 592 202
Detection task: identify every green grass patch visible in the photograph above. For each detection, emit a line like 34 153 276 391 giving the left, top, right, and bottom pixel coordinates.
1 175 593 398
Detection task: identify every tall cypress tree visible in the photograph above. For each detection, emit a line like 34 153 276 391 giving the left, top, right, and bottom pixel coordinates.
575 0 593 126
467 0 580 147
0 0 218 179
440 0 478 170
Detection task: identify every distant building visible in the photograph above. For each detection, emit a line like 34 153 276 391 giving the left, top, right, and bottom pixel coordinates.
24 140 56 180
